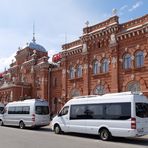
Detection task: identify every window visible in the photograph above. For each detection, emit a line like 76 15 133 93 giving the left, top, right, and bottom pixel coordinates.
127 81 140 92
101 58 109 73
94 85 105 95
70 89 80 98
135 51 144 68
70 103 131 120
104 103 131 120
93 60 99 75
15 106 23 114
136 103 148 118
123 54 132 69
77 65 82 78
87 104 103 119
8 106 30 114
35 106 49 115
59 106 69 116
70 105 86 119
8 107 15 114
69 66 75 79
22 106 30 114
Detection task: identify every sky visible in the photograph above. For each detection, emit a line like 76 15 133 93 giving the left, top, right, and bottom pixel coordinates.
0 0 147 72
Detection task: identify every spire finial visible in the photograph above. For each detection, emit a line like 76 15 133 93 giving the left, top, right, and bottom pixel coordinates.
32 22 36 43
85 21 89 27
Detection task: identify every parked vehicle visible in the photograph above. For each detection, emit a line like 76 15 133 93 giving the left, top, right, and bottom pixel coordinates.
51 92 148 141
0 99 50 128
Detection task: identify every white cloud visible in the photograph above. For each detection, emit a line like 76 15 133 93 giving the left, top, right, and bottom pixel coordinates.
0 53 15 72
128 1 143 12
120 5 128 11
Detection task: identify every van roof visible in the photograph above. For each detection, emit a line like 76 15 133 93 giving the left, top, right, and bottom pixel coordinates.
72 91 143 99
65 91 145 105
6 99 48 106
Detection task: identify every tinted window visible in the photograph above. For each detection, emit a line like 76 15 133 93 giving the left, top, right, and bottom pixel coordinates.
87 104 103 119
136 103 148 118
59 106 69 116
8 106 30 114
8 107 15 114
105 103 131 120
70 105 87 119
70 103 131 120
22 106 30 114
35 106 49 115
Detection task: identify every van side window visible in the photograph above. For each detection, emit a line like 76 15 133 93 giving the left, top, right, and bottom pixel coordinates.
104 103 131 120
70 105 87 119
8 107 15 114
59 106 69 116
136 103 148 118
70 103 131 120
8 106 30 114
87 104 103 119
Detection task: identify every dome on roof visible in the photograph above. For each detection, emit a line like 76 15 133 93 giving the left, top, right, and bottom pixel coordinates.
23 41 47 52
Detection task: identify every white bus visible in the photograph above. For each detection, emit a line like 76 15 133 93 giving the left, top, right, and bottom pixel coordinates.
0 99 50 129
51 92 148 141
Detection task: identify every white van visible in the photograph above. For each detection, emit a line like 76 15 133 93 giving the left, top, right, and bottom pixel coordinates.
0 99 50 128
51 92 148 141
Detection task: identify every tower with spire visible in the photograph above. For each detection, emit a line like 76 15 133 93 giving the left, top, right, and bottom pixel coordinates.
32 22 36 43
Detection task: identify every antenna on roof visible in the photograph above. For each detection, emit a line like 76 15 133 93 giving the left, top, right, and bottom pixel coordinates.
32 22 36 43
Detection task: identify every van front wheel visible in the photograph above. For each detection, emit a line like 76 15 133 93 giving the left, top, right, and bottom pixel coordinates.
19 121 25 129
54 125 61 134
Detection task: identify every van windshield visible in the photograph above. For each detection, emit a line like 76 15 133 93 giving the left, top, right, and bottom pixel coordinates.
35 106 49 115
136 103 148 118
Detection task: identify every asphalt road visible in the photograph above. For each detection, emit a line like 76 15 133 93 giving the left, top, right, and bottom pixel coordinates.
0 126 148 148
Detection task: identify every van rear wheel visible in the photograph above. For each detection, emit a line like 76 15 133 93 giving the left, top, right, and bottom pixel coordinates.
19 121 25 129
54 125 61 134
100 128 111 141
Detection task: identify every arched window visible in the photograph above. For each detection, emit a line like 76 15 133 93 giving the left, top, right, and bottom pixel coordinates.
93 60 99 75
94 85 105 95
102 58 109 73
135 51 144 68
77 65 82 78
69 66 75 79
70 88 80 98
126 81 140 92
123 54 132 69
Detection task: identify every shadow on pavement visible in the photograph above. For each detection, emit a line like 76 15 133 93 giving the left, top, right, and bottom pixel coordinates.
112 137 148 146
63 133 148 146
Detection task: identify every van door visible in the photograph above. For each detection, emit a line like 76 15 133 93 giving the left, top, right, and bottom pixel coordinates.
57 106 70 132
35 106 50 126
3 106 16 126
68 105 87 134
136 103 148 135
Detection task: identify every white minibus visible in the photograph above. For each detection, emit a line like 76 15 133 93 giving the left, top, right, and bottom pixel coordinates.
0 99 50 128
51 92 148 141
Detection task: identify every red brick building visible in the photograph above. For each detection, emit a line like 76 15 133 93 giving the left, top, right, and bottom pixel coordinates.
0 14 148 113
50 14 148 112
0 37 51 104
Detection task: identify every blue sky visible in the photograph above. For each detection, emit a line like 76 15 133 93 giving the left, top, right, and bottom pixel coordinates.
0 0 147 71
